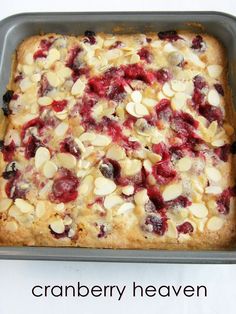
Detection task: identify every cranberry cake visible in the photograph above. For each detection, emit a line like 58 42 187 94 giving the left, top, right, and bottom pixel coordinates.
0 30 236 249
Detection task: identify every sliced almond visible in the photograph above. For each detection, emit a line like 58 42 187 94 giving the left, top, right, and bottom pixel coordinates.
171 92 189 110
74 138 86 153
79 175 94 195
166 220 178 238
56 153 77 169
104 194 123 210
122 185 134 196
45 48 60 68
207 89 220 107
189 203 208 218
131 90 142 103
120 159 142 176
126 102 142 118
207 65 223 78
117 202 135 215
130 54 141 64
134 189 149 205
170 80 186 92
19 77 32 92
162 82 175 97
142 98 157 108
71 78 86 96
0 199 13 212
55 203 65 213
134 102 149 116
106 145 126 160
46 71 61 87
50 219 65 234
146 151 162 163
177 157 192 172
15 199 34 213
143 159 153 173
211 139 225 147
35 147 50 169
43 160 58 178
205 186 222 195
207 216 224 231
91 134 111 146
79 132 96 142
55 122 69 137
94 177 117 196
38 96 52 106
205 166 222 182
35 201 46 218
186 51 205 68
162 182 183 202
5 221 18 232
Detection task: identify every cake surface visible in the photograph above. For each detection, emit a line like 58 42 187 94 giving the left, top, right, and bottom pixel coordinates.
0 30 236 249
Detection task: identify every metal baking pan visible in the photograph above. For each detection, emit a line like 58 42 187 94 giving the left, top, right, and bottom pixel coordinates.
1 11 236 263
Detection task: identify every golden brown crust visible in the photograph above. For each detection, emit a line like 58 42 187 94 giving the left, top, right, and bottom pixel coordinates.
0 31 236 249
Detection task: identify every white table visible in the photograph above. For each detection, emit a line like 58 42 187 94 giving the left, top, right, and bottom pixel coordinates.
1 1 236 313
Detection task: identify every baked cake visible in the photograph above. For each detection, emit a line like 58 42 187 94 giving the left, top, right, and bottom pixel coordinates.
0 30 236 249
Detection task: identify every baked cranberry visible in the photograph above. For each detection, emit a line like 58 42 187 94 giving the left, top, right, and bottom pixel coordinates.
166 195 191 209
33 50 47 60
60 137 81 158
24 135 42 159
38 75 52 97
144 200 157 212
155 68 171 84
193 75 207 90
66 46 83 76
177 222 194 234
155 98 172 121
109 40 123 49
147 186 166 212
51 171 79 203
138 47 152 63
40 38 53 50
5 174 27 200
152 160 176 185
198 103 223 124
152 142 170 160
191 35 206 52
214 83 224 96
99 158 121 181
144 215 168 235
21 118 44 140
158 30 181 42
51 100 67 112
217 186 236 214
171 111 199 137
1 141 16 162
2 162 18 180
49 225 70 239
146 37 152 43
33 39 53 59
97 224 107 238
2 90 13 116
214 144 231 162
14 74 23 83
84 30 96 45
123 64 155 84
192 89 204 107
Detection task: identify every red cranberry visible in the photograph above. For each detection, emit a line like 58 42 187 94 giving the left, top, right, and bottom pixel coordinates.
84 30 96 45
97 224 107 238
171 111 199 137
33 39 53 60
214 83 224 96
21 118 44 140
191 35 206 52
2 90 13 116
177 222 194 234
193 75 207 90
49 225 70 239
51 171 79 203
24 135 42 159
51 100 67 112
147 186 166 212
38 75 53 97
152 160 176 185
5 174 27 200
214 144 231 162
158 30 182 42
66 46 83 79
123 64 155 84
33 50 47 60
99 158 121 181
155 68 171 84
166 195 191 209
2 162 18 180
217 186 236 214
1 141 16 162
109 41 123 49
155 98 172 121
198 103 223 124
152 142 170 160
137 47 152 63
60 137 81 158
144 215 168 235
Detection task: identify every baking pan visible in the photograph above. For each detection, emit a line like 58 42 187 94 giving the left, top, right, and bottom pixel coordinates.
1 11 236 263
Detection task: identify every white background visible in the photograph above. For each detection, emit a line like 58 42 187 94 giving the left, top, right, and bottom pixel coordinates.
1 1 236 313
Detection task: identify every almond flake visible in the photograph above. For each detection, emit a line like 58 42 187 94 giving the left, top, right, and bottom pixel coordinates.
171 92 189 110
134 102 149 116
189 203 208 218
211 139 225 147
5 221 18 232
207 65 223 78
35 147 50 169
162 183 183 202
131 90 142 103
45 48 60 68
207 216 224 231
177 157 192 172
19 78 32 92
91 134 111 146
79 132 96 142
25 53 34 65
74 138 86 153
55 203 65 213
94 177 117 196
157 91 167 101
106 145 126 160
56 153 77 169
38 96 52 106
162 82 174 97
104 194 123 210
207 89 220 106
142 98 157 107
164 43 177 53
170 80 186 92
46 71 61 87
205 167 222 182
205 186 222 195
0 199 13 212
117 202 134 215
167 220 178 238
126 102 141 118
134 189 149 205
143 159 153 172
120 159 142 176
79 175 94 195
71 78 86 96
122 185 134 196
187 51 205 68
55 122 69 137
50 219 65 234
43 160 58 178
130 54 141 63
35 202 46 218
15 199 34 213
